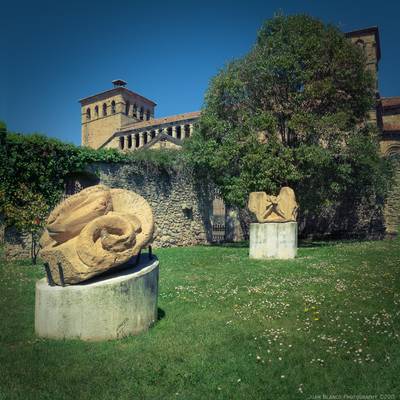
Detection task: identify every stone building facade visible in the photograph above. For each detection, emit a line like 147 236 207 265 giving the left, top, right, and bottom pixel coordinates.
77 26 400 239
80 79 199 151
80 28 400 167
379 97 400 235
90 163 217 247
4 25 400 261
80 28 398 157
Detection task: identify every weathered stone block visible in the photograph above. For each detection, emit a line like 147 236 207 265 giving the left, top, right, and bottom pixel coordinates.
249 222 297 259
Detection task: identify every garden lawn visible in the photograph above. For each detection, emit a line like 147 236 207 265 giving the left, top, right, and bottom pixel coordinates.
0 239 399 400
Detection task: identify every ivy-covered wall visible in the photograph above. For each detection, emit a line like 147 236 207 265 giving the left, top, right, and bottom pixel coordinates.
1 125 398 261
1 125 209 258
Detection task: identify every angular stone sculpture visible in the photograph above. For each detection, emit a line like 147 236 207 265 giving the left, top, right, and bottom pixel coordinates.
248 186 298 223
39 185 154 285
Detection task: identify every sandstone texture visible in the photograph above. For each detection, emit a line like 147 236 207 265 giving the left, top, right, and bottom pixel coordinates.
39 185 154 285
248 187 298 223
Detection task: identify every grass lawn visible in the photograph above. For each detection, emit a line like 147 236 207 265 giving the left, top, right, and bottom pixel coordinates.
0 239 399 400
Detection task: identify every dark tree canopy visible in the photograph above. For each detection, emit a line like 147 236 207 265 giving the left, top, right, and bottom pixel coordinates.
186 14 389 212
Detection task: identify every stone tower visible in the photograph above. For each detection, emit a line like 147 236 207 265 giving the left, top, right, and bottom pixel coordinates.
79 80 156 149
346 27 381 126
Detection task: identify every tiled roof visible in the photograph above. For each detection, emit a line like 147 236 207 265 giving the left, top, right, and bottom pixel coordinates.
142 132 183 149
120 111 201 132
383 123 400 132
381 97 400 108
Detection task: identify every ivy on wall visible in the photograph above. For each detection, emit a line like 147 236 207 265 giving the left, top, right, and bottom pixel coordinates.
0 121 185 234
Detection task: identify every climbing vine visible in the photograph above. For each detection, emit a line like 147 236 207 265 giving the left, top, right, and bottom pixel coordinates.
0 122 185 240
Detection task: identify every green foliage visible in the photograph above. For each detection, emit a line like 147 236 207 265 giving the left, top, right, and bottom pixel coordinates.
0 131 122 214
124 148 187 174
0 128 184 242
186 14 390 211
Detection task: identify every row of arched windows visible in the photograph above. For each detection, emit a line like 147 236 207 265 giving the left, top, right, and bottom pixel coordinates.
119 130 157 150
86 100 151 121
125 101 151 121
86 101 116 120
118 125 192 150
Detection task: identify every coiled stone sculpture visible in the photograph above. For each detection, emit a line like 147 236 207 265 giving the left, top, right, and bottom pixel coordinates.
39 185 154 285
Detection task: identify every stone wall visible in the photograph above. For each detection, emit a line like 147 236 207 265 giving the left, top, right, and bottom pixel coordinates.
2 162 218 261
91 163 216 248
4 157 397 261
384 157 400 236
4 226 33 260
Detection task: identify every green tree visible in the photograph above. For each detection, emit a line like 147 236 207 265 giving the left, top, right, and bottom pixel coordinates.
186 14 390 216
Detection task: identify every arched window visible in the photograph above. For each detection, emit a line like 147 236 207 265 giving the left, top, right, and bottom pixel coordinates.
146 110 151 121
167 127 172 136
111 100 116 114
94 105 99 117
135 134 140 148
119 136 125 150
127 135 132 148
143 132 148 145
139 107 144 120
103 103 107 116
355 39 366 51
125 101 130 116
133 104 137 117
151 130 156 139
86 108 91 121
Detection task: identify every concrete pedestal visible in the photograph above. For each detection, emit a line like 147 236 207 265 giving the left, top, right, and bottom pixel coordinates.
35 257 159 341
249 222 297 259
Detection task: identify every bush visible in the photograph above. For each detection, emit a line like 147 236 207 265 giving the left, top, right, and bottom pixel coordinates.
0 122 186 262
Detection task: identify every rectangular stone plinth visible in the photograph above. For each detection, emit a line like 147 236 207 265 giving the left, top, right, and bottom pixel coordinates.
249 222 297 259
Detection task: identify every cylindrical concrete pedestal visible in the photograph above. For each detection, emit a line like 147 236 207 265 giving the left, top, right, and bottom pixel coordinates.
35 257 159 341
249 222 297 259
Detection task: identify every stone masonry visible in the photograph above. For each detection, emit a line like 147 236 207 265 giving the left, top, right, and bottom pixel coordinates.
90 163 216 248
384 158 400 236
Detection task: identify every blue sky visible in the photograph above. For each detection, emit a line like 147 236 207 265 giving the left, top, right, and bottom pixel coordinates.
2 0 399 145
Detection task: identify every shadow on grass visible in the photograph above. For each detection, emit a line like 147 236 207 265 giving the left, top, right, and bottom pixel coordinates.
157 308 166 321
207 241 249 249
298 237 370 248
208 239 350 249
298 240 337 249
206 238 372 250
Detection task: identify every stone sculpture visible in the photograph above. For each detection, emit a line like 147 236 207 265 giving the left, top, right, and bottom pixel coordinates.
248 186 298 223
39 185 154 285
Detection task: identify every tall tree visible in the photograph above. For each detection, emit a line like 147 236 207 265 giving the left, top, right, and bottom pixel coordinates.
186 14 390 218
